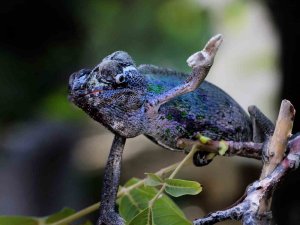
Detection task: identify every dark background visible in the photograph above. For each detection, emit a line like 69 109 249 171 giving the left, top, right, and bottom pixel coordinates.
0 0 299 224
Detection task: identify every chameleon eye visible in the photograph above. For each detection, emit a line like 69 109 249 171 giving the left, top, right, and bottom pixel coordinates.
115 74 126 84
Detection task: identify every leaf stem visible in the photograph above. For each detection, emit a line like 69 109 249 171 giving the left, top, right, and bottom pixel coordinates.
149 145 198 207
50 203 100 225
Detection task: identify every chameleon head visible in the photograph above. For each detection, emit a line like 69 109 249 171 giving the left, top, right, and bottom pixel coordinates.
68 51 147 137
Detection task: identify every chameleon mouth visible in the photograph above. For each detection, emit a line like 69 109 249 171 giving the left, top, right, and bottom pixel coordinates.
70 89 103 99
85 89 103 96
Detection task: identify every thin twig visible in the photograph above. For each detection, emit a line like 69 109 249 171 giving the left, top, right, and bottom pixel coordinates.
149 145 198 207
177 138 263 160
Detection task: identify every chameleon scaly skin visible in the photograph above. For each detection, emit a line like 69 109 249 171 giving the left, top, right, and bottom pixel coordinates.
68 34 252 150
68 35 272 225
140 64 252 151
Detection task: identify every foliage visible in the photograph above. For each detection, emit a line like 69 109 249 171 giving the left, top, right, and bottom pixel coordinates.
119 178 192 225
0 148 202 225
0 0 212 124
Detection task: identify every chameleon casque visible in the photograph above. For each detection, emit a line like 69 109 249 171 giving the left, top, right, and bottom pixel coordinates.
68 35 273 225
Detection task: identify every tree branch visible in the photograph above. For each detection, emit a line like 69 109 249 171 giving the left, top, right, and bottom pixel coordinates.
193 100 298 225
194 134 300 225
257 100 295 222
261 99 294 178
177 138 263 160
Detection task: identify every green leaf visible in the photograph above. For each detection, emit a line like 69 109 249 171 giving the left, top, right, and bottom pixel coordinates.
128 207 153 225
45 207 76 224
165 179 202 197
144 173 163 187
119 191 143 222
0 216 38 225
119 178 191 225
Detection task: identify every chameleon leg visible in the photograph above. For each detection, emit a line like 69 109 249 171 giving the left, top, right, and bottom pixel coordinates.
248 105 275 142
147 34 223 111
248 106 275 162
193 106 274 167
98 134 126 225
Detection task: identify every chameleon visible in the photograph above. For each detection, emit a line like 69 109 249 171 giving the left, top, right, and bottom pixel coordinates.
68 34 274 225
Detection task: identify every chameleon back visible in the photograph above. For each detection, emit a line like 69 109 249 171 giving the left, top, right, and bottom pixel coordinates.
139 65 252 150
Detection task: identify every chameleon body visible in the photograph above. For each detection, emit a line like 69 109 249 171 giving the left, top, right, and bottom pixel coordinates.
68 54 252 154
68 35 271 225
140 65 252 151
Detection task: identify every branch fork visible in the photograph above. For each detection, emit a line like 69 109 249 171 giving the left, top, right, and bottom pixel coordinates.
187 100 297 225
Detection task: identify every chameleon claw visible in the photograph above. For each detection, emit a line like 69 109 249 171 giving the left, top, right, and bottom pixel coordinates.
193 151 214 167
204 34 223 55
187 34 223 69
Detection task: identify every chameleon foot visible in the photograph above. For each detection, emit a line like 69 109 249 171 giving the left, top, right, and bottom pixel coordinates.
193 151 214 167
187 34 223 69
98 210 125 225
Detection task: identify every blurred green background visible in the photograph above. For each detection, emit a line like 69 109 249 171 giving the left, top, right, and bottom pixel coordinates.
0 0 299 224
0 0 213 124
